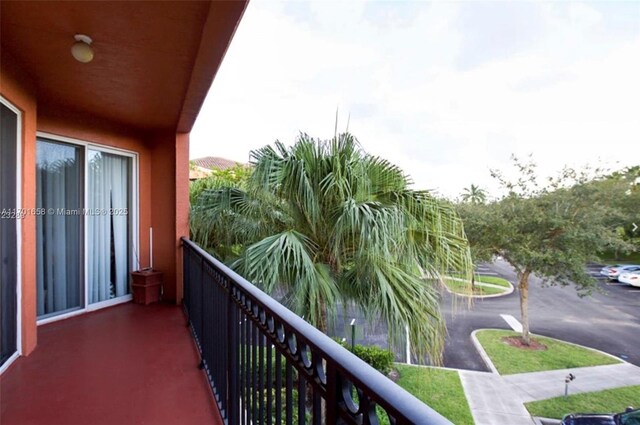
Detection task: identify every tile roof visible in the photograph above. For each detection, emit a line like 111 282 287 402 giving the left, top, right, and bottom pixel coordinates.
191 156 242 171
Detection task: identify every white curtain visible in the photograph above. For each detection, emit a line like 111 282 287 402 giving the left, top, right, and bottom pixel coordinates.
36 141 82 316
88 151 130 304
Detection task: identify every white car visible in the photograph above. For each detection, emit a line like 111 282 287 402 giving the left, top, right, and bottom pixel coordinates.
602 264 640 281
619 271 640 287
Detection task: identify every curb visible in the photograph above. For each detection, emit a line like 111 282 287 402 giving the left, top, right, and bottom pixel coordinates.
475 280 515 298
442 276 514 299
470 329 499 374
470 328 628 377
536 335 629 365
393 362 492 374
532 417 562 425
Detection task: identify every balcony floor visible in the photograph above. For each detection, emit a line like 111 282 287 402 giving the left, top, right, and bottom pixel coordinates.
1 303 222 425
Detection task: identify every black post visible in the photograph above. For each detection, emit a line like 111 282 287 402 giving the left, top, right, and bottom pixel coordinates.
227 294 239 425
325 363 340 425
199 255 205 368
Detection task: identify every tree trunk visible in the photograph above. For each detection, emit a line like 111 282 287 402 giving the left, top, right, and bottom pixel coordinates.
317 298 328 333
518 270 531 345
312 299 329 420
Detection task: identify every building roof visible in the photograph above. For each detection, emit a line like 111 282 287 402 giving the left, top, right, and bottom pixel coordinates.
188 167 213 181
191 156 242 171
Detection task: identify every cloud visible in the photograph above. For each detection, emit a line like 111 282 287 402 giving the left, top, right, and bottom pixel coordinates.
191 1 640 198
454 1 547 70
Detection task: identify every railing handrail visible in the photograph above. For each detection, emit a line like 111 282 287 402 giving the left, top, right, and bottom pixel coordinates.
182 237 451 424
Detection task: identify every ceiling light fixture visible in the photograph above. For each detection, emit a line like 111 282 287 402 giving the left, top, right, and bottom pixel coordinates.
71 34 94 63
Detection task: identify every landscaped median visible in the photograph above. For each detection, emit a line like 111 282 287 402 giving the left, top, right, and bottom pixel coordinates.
525 385 640 419
442 274 513 297
475 329 621 375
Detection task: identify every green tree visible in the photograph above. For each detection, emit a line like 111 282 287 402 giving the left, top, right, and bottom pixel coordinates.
584 166 640 257
189 164 252 258
460 184 487 204
191 133 472 362
189 163 252 205
456 201 496 291
459 156 630 345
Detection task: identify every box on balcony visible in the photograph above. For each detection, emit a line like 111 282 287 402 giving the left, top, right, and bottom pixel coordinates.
131 270 163 305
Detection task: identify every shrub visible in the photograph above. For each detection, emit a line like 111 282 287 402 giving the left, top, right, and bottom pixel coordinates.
333 339 395 375
352 345 395 374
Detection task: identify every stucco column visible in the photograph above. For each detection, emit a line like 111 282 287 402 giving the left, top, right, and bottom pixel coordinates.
175 132 190 304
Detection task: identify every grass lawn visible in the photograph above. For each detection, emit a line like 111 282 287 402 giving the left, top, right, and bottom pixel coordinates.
443 277 508 296
443 278 472 294
476 275 511 288
475 285 506 295
475 330 621 375
525 385 640 419
394 365 474 425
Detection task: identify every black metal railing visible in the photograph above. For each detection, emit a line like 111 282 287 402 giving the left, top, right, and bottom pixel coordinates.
182 237 451 425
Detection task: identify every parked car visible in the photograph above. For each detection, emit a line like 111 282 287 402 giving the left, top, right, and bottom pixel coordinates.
601 265 640 281
600 264 625 273
619 271 640 288
600 264 625 278
562 407 639 425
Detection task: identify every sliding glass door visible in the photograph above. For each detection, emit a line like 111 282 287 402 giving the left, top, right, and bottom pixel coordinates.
1 101 19 367
87 150 131 304
36 137 135 319
36 140 83 317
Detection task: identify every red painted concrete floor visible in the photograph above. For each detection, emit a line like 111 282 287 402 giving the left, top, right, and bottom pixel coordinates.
0 303 223 425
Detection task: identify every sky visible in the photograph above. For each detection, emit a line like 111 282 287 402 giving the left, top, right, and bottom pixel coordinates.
190 0 640 199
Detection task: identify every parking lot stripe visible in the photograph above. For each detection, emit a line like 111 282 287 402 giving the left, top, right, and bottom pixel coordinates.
500 314 523 332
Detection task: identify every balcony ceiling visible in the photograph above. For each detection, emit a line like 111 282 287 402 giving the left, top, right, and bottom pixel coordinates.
0 0 247 133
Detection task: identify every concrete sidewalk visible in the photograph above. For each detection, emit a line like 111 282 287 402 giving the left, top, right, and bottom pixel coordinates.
459 370 535 425
459 363 640 425
503 363 640 403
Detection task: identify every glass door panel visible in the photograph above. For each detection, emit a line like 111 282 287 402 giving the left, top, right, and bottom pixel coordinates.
36 140 84 317
1 102 18 366
87 150 131 304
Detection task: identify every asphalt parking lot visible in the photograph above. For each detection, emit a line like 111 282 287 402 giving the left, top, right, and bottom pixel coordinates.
442 260 640 370
332 260 640 370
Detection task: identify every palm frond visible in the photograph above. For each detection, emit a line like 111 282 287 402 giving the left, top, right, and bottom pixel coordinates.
190 131 473 365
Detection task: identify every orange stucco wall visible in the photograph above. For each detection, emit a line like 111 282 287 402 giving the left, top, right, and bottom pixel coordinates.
37 108 153 278
147 131 189 304
1 54 187 357
149 133 177 302
175 132 190 303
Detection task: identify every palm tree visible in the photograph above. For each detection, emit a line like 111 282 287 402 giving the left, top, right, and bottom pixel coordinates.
461 184 487 204
191 133 472 363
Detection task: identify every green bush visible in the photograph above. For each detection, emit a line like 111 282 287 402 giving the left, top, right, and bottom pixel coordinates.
352 345 395 374
333 339 395 375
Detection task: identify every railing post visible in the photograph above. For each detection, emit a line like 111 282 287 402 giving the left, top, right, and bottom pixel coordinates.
199 254 205 369
184 246 191 327
325 363 340 425
227 287 239 425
